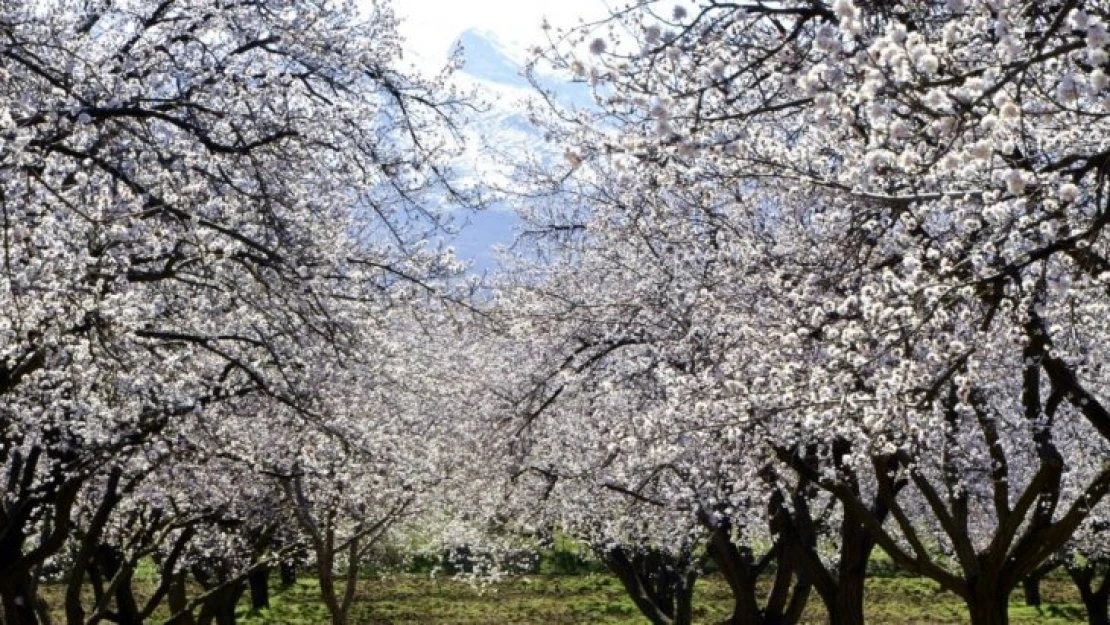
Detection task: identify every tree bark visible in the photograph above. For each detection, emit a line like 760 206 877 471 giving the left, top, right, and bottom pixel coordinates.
114 566 143 625
279 561 297 588
93 544 143 625
601 545 696 625
193 565 246 625
0 570 41 625
64 468 124 625
248 566 270 611
1084 592 1110 625
166 572 198 625
1069 561 1110 625
706 523 809 625
829 570 866 625
1022 575 1042 608
772 457 871 625
825 505 878 625
706 525 761 625
966 582 1010 625
1 450 83 625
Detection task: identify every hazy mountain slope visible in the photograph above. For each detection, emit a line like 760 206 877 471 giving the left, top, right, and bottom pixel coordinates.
442 29 590 272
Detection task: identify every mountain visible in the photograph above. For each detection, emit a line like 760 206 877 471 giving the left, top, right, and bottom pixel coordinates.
455 29 533 89
439 29 592 272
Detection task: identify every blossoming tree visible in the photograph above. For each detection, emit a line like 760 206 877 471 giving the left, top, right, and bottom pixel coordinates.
0 0 473 622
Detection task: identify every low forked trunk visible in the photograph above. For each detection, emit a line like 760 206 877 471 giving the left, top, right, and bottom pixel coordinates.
966 581 1010 625
0 571 41 625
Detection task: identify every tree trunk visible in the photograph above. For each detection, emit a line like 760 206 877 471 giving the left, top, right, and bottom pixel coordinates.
248 566 270 611
706 527 762 625
192 565 246 625
114 567 143 625
1070 563 1110 625
601 546 696 625
213 593 240 625
277 561 295 590
827 513 874 625
675 569 695 625
279 561 297 588
1083 591 1110 625
64 467 125 625
706 525 808 625
166 572 197 625
966 584 1010 625
195 580 244 625
1 489 40 625
1022 575 1042 608
94 545 142 625
0 571 41 625
0 452 83 625
829 572 866 625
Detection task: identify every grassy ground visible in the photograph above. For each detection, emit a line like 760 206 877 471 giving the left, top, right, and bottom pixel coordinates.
225 574 1088 624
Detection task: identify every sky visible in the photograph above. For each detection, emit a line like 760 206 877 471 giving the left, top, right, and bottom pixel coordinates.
390 0 612 67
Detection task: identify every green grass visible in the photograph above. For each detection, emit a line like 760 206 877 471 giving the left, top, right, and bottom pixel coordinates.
39 571 1088 623
225 574 1088 624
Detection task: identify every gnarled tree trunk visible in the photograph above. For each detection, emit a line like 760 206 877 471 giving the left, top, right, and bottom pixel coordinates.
1068 558 1110 625
600 545 697 625
706 521 810 625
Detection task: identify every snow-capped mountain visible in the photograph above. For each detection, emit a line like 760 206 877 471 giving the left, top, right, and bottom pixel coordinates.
451 28 592 181
439 29 591 272
455 29 534 89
